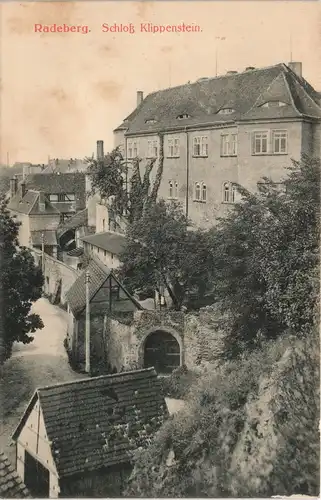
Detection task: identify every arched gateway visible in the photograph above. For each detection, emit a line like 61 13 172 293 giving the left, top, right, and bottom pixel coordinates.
143 330 182 374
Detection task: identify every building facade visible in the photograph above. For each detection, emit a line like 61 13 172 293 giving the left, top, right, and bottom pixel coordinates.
114 62 321 227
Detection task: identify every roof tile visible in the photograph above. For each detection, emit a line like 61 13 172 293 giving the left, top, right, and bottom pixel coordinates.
0 453 31 498
81 231 126 255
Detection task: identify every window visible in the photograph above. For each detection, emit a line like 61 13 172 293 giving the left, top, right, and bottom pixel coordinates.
104 250 107 257
147 139 158 158
145 118 157 124
102 218 105 231
272 130 288 154
194 182 207 202
223 182 236 203
127 140 138 159
168 137 180 157
193 136 208 157
260 101 287 108
49 194 58 202
169 180 178 199
221 133 238 156
195 182 201 201
252 131 268 154
177 113 190 120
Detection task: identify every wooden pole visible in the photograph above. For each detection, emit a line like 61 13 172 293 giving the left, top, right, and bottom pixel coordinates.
85 270 91 374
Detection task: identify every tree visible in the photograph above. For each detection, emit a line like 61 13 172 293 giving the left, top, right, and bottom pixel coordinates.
119 200 215 310
86 135 165 224
209 155 320 358
0 199 44 363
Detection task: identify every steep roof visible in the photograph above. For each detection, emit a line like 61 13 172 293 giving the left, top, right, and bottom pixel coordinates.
26 173 86 211
65 256 142 316
117 63 321 135
7 190 61 216
12 369 168 478
57 208 88 238
0 452 31 498
31 230 57 246
81 231 126 255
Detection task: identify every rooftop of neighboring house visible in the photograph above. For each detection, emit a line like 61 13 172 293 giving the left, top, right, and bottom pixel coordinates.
7 189 61 216
57 208 88 238
12 368 168 478
43 158 88 174
81 231 126 255
0 452 31 498
65 255 142 316
115 62 321 135
25 173 86 211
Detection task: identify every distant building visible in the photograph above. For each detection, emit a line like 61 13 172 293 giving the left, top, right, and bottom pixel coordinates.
114 62 321 227
12 368 168 498
0 452 31 498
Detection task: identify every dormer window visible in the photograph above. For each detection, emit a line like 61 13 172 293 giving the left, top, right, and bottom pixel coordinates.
145 119 157 124
177 113 190 120
218 108 235 115
260 101 287 108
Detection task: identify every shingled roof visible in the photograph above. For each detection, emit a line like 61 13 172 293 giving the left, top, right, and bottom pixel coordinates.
57 208 88 238
116 63 321 135
65 256 142 316
12 369 168 478
0 452 31 498
81 231 126 255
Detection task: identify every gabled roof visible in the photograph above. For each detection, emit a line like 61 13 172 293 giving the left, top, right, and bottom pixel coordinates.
0 452 31 498
65 256 142 316
57 208 88 238
7 190 61 216
81 231 126 255
12 368 168 478
116 63 321 135
31 230 57 246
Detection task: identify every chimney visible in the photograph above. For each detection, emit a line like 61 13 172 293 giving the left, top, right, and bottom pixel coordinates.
21 181 26 198
39 192 46 212
288 61 302 78
9 176 18 198
226 70 238 75
137 91 144 107
245 66 255 71
97 140 104 160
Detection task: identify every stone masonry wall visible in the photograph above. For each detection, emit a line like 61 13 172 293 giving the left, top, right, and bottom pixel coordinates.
31 248 80 305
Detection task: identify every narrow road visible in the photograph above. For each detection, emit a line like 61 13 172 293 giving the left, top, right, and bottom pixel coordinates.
0 298 83 464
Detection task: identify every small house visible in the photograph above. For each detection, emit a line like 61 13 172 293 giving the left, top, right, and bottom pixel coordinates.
81 231 126 269
65 256 143 372
0 452 31 498
12 368 168 498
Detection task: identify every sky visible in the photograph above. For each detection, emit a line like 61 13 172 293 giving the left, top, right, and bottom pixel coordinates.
1 0 320 164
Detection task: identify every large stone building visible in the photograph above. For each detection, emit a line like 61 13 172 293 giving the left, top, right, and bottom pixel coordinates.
114 62 321 227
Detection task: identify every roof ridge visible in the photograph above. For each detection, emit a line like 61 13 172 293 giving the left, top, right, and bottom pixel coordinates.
146 63 284 96
37 367 156 392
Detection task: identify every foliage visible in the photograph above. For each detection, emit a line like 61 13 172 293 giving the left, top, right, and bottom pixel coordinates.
119 200 215 310
208 155 320 358
0 198 44 363
86 137 165 224
125 334 319 497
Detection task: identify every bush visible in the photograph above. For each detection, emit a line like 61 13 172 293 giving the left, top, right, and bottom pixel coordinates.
159 365 199 399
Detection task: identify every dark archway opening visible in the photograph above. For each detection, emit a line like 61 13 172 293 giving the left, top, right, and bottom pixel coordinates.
144 330 181 374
